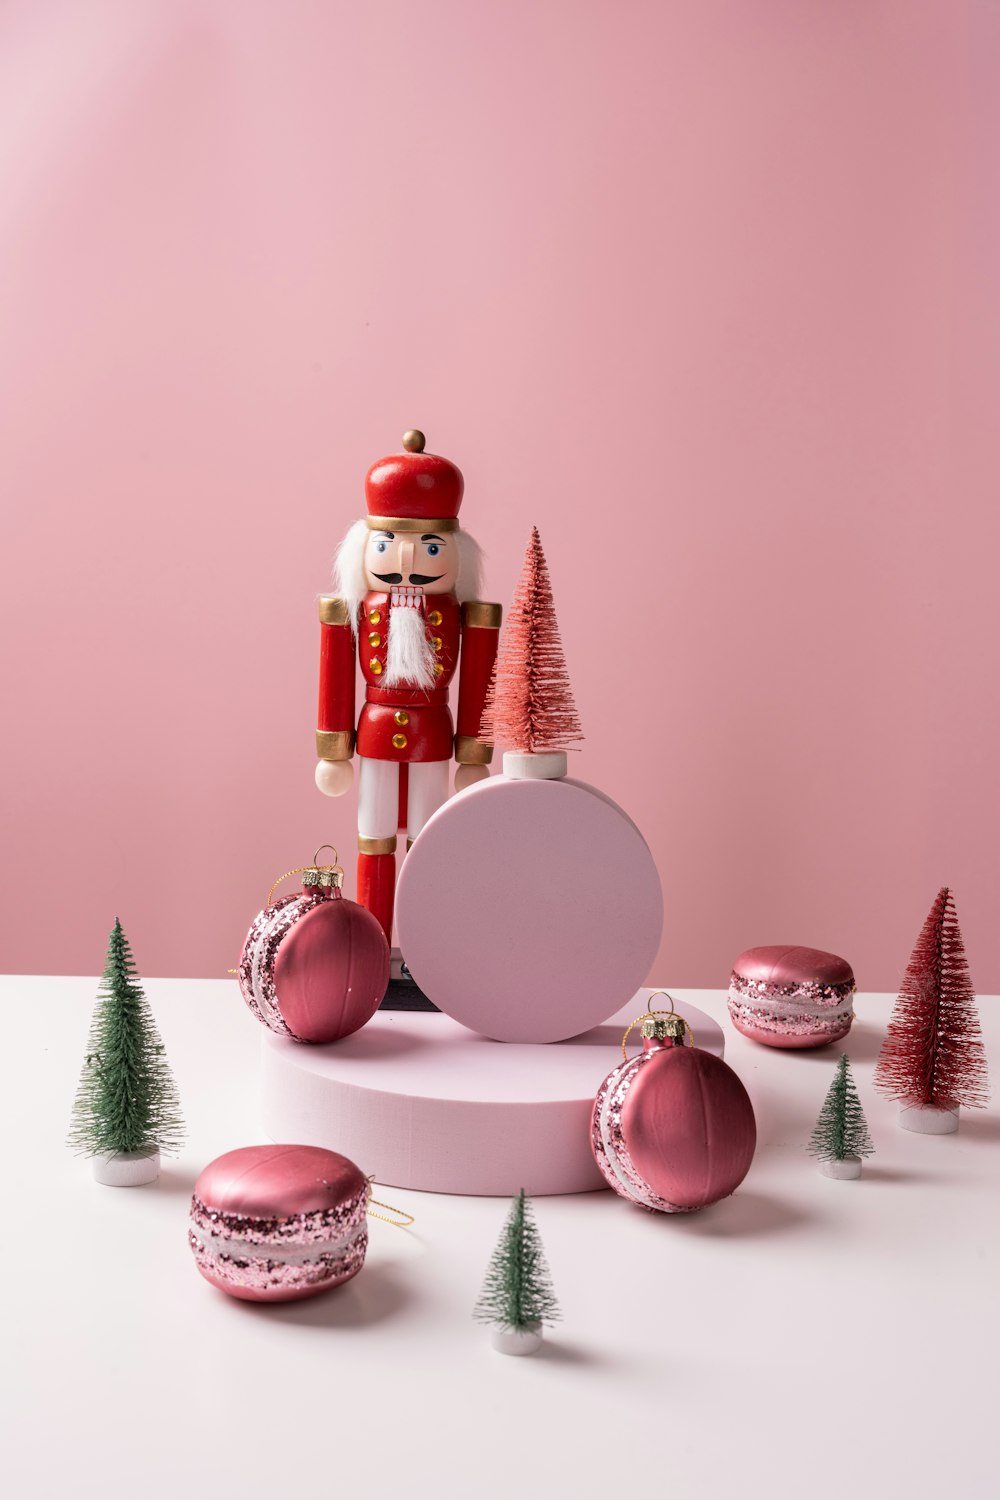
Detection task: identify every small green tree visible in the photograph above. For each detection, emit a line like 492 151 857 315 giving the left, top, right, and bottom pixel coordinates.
473 1189 561 1331
68 918 185 1159
808 1054 874 1163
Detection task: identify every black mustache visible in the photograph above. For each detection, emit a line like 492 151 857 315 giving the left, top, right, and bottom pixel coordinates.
371 572 445 587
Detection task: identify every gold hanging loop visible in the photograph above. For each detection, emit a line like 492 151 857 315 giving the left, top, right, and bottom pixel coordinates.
265 846 345 909
366 1176 415 1228
647 989 678 1009
265 867 314 909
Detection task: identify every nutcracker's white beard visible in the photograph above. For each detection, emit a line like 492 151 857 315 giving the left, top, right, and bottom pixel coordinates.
383 588 436 689
331 519 484 690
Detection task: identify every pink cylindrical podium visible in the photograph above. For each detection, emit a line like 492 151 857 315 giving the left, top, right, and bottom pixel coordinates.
259 992 724 1196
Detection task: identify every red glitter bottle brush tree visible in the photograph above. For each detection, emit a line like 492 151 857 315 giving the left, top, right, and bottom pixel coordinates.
874 887 989 1135
479 526 583 781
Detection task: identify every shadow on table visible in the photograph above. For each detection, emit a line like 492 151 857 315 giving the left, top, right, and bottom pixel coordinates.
313 1027 432 1063
745 1020 886 1067
954 1111 1000 1142
230 1261 411 1329
941 1116 1000 1146
534 1339 624 1372
150 1165 200 1196
861 1163 943 1184
835 1020 885 1064
667 1189 809 1239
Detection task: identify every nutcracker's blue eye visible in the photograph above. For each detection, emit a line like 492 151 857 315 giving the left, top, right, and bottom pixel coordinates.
375 540 388 554
426 543 440 556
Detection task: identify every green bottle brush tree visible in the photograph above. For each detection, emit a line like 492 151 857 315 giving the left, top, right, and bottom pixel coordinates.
474 1188 560 1355
68 918 184 1186
808 1053 874 1180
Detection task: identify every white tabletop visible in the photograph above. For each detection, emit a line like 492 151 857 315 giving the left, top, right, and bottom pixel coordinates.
3 976 997 1500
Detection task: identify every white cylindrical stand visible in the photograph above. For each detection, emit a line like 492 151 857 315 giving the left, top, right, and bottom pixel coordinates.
92 1150 160 1186
820 1155 862 1180
491 1322 543 1356
898 1103 959 1135
502 750 567 781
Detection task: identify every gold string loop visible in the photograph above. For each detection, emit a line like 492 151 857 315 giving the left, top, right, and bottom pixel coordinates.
621 991 695 1061
265 847 344 909
366 1177 415 1229
226 850 349 974
266 867 315 909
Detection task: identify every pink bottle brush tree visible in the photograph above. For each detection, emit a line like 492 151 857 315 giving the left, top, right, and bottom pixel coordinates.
479 526 583 780
874 887 989 1134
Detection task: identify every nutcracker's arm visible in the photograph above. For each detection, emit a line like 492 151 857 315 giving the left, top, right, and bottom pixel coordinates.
455 600 502 763
316 596 356 761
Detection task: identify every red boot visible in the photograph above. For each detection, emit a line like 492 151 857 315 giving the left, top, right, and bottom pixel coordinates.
357 844 397 945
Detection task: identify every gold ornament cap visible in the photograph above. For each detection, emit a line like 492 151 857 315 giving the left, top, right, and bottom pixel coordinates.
302 867 344 891
641 1014 685 1041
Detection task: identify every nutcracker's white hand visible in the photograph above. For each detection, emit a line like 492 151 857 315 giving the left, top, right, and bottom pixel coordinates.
315 760 354 797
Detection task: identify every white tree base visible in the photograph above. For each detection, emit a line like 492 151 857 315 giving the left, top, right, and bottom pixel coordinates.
490 1322 543 1356
92 1150 160 1186
898 1103 959 1135
820 1155 862 1180
502 751 567 781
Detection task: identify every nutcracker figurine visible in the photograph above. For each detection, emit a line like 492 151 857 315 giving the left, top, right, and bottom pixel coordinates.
314 431 502 945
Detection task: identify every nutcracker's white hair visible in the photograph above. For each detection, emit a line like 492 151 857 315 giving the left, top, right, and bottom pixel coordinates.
332 520 485 634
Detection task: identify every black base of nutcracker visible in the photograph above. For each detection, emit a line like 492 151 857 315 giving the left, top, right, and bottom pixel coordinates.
379 971 440 1012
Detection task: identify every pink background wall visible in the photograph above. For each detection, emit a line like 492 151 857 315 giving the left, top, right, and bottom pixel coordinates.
2 0 998 993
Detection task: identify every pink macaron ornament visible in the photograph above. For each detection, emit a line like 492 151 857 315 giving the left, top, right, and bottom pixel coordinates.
238 848 390 1044
591 1000 757 1213
188 1144 412 1302
728 945 856 1049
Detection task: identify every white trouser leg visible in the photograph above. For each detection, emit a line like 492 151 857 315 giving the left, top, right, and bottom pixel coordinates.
407 761 451 840
358 758 400 840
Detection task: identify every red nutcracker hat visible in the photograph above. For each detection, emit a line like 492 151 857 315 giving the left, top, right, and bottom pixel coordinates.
364 430 464 532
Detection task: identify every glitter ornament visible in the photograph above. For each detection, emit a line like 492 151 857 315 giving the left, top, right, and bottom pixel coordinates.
189 1145 373 1302
728 945 855 1049
238 849 389 1044
592 1005 757 1212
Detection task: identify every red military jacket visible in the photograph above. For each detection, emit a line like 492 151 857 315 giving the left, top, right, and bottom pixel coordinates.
316 590 501 765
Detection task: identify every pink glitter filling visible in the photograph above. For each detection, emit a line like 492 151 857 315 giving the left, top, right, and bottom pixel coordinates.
190 1186 367 1249
189 1229 368 1294
591 1057 691 1214
728 999 853 1039
238 891 327 1038
729 972 854 1007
